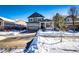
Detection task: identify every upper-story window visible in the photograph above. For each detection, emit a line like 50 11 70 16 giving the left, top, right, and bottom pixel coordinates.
29 18 33 22
38 19 41 21
31 19 33 22
67 19 70 21
37 17 43 21
29 17 44 22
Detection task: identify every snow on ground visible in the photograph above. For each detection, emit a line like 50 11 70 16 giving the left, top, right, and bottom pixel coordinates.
1 30 79 53
0 31 19 36
9 49 24 53
36 30 79 36
0 36 7 40
25 30 79 53
0 31 19 40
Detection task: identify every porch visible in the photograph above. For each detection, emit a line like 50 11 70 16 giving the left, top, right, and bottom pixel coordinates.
39 22 53 30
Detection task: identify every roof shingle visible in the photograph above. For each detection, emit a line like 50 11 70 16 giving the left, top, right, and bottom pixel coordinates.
28 12 44 18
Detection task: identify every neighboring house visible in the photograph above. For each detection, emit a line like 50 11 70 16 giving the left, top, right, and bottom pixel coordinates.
15 20 27 30
27 12 53 30
16 20 27 29
16 20 27 26
0 17 27 31
0 17 15 31
0 18 4 30
65 16 79 30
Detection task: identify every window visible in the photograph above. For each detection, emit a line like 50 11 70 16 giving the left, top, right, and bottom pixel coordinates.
34 18 37 22
38 19 41 21
67 19 69 21
29 19 32 22
46 23 51 27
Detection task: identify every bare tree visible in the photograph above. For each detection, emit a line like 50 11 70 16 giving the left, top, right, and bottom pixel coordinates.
69 6 78 32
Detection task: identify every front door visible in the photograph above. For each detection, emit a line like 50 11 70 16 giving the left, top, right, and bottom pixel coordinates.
41 23 45 29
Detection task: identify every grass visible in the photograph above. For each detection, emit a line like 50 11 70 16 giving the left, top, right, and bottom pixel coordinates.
0 34 35 48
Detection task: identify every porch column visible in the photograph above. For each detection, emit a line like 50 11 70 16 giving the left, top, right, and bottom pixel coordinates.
45 22 46 29
52 22 54 29
39 22 41 29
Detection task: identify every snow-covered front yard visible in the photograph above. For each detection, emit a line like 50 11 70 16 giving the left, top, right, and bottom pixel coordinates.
36 30 79 36
24 30 79 53
1 30 79 53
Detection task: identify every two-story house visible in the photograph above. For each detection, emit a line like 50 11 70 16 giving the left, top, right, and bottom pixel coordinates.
65 16 79 30
27 12 53 30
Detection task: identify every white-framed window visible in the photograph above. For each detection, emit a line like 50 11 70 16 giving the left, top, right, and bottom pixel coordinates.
29 19 32 22
66 18 72 23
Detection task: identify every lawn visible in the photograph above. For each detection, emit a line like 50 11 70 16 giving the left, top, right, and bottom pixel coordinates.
0 33 35 48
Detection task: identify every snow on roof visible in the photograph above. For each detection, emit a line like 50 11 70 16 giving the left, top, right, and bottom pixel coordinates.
0 16 15 22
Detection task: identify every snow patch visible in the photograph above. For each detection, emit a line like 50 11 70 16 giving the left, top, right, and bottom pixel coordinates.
0 31 19 36
25 30 79 53
37 30 79 36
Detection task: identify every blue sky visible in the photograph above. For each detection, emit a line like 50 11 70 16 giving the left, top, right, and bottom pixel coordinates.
0 5 76 21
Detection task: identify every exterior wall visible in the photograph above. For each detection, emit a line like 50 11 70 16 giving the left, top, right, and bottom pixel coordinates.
0 20 15 30
65 17 72 23
27 21 53 30
15 21 27 30
27 22 40 30
3 21 16 31
40 21 53 29
4 21 15 26
0 20 4 30
0 20 27 31
28 17 44 22
65 17 79 30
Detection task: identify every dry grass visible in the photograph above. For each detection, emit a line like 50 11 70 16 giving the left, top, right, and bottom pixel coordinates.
0 35 35 48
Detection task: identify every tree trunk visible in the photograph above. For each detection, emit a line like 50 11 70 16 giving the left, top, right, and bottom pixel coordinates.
72 17 75 32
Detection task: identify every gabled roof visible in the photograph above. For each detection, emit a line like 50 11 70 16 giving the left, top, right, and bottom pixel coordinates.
65 15 77 19
0 18 3 20
44 19 52 21
28 12 44 18
0 16 15 22
16 20 26 22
